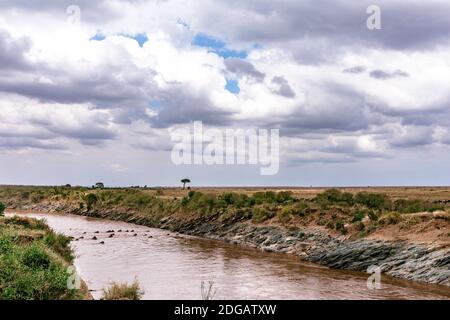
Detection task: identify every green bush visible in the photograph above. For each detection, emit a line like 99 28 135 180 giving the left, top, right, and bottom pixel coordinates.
275 191 294 203
219 193 251 207
393 199 444 213
314 189 354 205
0 202 5 216
102 280 143 300
22 245 51 269
84 193 98 210
354 192 391 210
277 207 292 223
367 210 379 221
43 231 73 262
0 217 82 300
335 220 347 234
252 206 275 223
181 192 221 214
352 211 365 222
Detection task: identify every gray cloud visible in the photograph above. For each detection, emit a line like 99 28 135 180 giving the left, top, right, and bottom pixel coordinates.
343 66 366 74
370 69 409 80
0 137 66 150
149 85 234 128
199 0 450 66
224 58 265 82
389 126 435 148
0 29 33 71
271 76 295 98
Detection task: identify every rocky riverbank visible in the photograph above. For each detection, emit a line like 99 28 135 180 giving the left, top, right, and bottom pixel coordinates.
7 200 450 288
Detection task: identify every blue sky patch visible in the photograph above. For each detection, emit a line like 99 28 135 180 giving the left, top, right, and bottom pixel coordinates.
124 33 148 48
149 100 162 110
90 33 106 41
192 33 247 59
121 33 149 47
225 79 240 94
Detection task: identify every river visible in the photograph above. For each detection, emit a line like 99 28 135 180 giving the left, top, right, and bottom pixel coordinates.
7 212 450 300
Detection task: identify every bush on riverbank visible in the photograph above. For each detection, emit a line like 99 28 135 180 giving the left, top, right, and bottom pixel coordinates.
0 216 85 300
0 186 448 239
101 280 143 300
0 202 5 216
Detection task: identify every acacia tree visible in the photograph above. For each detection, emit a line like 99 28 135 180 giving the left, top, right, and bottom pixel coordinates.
181 178 191 189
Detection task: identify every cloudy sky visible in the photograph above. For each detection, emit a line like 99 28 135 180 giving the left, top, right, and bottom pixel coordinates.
1 0 450 187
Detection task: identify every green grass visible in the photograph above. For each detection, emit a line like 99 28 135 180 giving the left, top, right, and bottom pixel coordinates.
101 280 143 300
0 216 84 300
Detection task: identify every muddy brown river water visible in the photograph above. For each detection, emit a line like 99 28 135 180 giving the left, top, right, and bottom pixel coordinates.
8 212 450 300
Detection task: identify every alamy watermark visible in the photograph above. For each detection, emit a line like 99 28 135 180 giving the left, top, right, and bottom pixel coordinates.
366 265 382 290
66 5 81 26
170 121 279 175
367 5 381 30
67 266 82 290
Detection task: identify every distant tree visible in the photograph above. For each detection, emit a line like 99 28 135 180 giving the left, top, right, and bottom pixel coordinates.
64 184 72 188
95 182 105 189
181 178 191 190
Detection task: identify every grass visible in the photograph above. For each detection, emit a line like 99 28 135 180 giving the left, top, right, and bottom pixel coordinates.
101 280 143 300
0 216 86 300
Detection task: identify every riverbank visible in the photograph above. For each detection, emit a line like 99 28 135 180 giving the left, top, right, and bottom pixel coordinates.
0 215 92 299
1 186 450 288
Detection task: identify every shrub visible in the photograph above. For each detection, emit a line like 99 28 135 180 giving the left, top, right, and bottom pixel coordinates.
102 280 143 300
275 191 294 204
379 212 402 225
314 189 354 205
277 207 293 223
252 191 276 204
5 216 48 230
43 231 73 262
22 245 51 270
352 211 365 222
218 193 251 208
393 199 444 213
354 192 391 210
0 217 84 300
0 202 5 216
252 206 275 223
335 220 347 234
367 210 379 221
84 193 98 210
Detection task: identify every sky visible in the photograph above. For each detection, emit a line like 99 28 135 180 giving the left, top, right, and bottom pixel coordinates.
1 0 450 187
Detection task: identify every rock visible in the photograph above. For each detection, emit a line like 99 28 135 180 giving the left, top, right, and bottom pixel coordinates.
99 241 105 244
92 236 97 240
